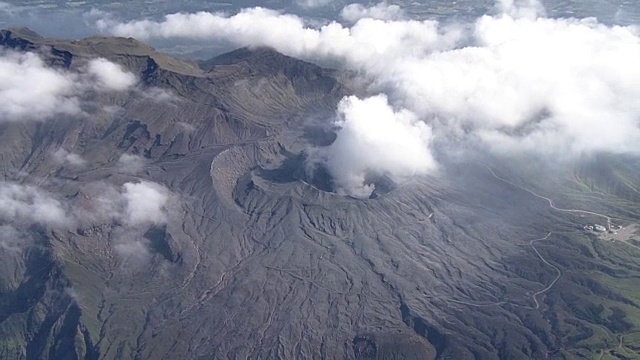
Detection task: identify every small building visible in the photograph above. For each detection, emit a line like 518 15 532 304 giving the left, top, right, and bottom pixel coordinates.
594 224 607 232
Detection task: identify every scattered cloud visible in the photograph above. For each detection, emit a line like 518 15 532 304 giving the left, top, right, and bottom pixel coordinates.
118 154 145 174
0 182 70 226
0 50 81 121
0 50 137 122
497 0 545 19
295 0 334 10
121 181 170 226
82 8 111 26
141 86 178 103
114 240 150 261
177 122 196 132
386 14 640 156
85 58 137 91
72 182 124 225
340 3 405 23
95 2 640 169
0 2 17 13
53 149 86 167
73 180 172 227
95 7 455 60
1 178 172 232
64 287 81 303
0 225 27 252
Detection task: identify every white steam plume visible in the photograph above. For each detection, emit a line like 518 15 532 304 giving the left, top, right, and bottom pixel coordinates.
316 95 435 197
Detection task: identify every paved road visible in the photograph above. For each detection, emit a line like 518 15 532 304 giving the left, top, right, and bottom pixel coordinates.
484 165 612 229
441 165 623 311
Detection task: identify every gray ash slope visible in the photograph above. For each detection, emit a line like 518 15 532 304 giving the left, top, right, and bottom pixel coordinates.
1 28 640 360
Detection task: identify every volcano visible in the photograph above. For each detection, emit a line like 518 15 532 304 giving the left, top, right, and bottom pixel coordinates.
1 28 640 360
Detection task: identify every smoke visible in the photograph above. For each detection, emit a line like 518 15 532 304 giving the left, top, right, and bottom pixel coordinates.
94 1 640 196
0 50 137 122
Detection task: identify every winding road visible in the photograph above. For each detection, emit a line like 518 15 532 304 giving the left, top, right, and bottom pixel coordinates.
484 165 613 228
526 232 562 310
439 165 625 312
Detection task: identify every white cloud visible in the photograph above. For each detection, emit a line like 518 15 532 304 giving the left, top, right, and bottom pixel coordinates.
340 3 405 23
296 0 334 9
0 2 17 13
117 153 145 174
95 1 640 192
0 179 172 231
141 87 177 103
72 182 124 225
64 287 80 302
0 50 137 122
497 0 545 19
86 58 137 91
121 181 170 226
109 181 171 262
73 180 172 227
95 7 457 61
313 95 435 197
177 122 195 132
0 182 70 226
0 179 174 264
0 225 27 252
383 15 640 155
0 51 81 121
114 240 150 260
53 149 86 167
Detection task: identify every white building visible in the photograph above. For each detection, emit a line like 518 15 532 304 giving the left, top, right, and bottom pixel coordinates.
594 224 607 232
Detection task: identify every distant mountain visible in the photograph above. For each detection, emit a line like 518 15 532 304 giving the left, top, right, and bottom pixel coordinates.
1 29 639 360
